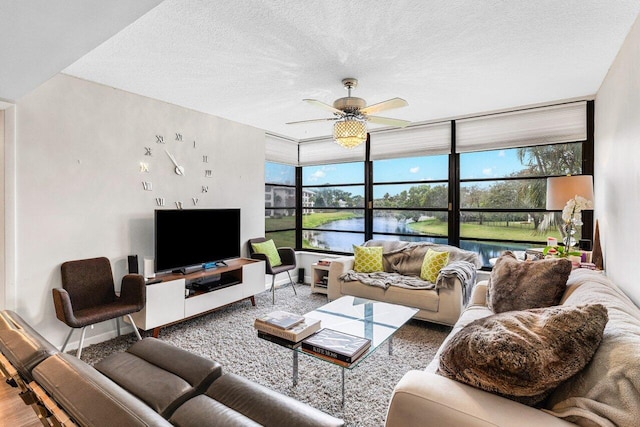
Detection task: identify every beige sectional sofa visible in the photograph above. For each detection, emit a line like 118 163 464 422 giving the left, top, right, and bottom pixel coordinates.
385 269 640 427
328 240 481 326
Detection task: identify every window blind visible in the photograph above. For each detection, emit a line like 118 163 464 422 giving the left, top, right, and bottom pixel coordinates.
265 133 298 165
456 101 587 153
298 137 366 166
369 122 452 160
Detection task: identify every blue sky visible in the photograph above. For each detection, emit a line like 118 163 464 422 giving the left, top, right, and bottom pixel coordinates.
266 148 525 188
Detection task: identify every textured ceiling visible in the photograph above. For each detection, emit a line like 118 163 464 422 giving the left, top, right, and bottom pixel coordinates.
9 1 640 141
0 0 162 102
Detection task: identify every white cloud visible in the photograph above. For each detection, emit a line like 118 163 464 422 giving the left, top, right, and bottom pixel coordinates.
409 167 420 174
482 167 493 176
498 150 506 157
308 170 326 182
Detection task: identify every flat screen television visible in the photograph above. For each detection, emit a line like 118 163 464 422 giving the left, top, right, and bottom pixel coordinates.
154 208 241 273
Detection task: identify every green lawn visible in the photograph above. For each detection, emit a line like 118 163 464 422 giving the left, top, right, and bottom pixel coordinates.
267 215 564 247
265 215 295 232
408 219 563 242
405 218 448 236
302 211 362 228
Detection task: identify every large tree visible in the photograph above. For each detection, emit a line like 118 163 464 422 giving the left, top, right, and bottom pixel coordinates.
516 143 583 235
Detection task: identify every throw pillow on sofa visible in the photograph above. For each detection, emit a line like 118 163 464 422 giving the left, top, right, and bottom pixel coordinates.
353 245 383 273
488 251 572 313
437 303 608 406
251 239 282 267
420 249 450 282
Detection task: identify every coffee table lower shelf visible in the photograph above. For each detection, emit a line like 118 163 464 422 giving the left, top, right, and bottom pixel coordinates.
287 336 395 407
257 296 418 407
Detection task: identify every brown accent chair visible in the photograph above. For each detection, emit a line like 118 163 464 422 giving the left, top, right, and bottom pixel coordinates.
52 257 145 359
248 238 297 304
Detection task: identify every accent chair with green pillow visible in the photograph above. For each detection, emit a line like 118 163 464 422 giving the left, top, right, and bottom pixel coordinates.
250 239 282 267
248 237 297 304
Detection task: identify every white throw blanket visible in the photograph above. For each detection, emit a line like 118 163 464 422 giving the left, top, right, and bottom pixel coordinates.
339 259 477 305
543 269 640 427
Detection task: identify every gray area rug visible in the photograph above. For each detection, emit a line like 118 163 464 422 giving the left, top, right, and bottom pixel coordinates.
80 284 451 427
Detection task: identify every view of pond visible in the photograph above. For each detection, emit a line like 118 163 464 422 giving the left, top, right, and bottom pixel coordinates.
304 216 531 266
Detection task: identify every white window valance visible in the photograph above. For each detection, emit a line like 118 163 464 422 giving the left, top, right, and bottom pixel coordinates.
298 136 366 166
369 122 452 160
265 133 298 165
456 101 587 153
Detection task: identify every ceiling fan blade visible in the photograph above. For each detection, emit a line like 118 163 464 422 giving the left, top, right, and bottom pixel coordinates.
286 117 338 125
360 97 408 115
366 115 412 128
303 99 344 115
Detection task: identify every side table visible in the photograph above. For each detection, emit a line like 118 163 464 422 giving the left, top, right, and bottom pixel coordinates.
310 263 329 294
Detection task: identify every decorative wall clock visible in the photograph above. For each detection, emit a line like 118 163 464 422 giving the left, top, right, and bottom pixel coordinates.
140 132 211 208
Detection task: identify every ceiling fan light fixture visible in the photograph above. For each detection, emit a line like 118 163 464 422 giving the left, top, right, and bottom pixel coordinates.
333 119 367 149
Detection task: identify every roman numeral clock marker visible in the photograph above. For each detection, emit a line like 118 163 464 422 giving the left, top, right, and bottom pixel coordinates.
140 132 209 207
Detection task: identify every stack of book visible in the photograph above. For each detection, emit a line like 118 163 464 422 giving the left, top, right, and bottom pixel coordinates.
254 310 321 349
301 328 371 365
318 258 332 267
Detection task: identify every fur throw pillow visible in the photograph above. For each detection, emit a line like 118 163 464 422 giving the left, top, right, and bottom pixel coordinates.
437 304 608 406
488 251 572 313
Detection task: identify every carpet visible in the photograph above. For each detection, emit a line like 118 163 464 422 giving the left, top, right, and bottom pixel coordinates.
79 284 451 427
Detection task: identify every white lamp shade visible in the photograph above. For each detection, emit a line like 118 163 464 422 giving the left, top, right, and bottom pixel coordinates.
546 175 594 210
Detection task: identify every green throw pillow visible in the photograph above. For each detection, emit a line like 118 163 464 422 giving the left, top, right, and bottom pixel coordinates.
420 249 449 282
353 245 383 273
251 239 282 267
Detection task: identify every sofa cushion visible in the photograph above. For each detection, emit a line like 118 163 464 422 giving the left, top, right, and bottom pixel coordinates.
95 338 222 418
437 303 608 406
32 353 172 426
340 279 440 312
353 245 383 273
487 251 572 313
545 269 640 427
251 239 282 267
383 245 426 275
0 311 58 382
420 249 450 282
203 373 344 427
170 394 262 426
365 240 482 272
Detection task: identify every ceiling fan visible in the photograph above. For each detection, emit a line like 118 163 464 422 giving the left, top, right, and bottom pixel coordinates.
287 78 411 148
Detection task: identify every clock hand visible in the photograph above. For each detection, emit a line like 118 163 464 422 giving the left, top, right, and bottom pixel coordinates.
165 150 185 176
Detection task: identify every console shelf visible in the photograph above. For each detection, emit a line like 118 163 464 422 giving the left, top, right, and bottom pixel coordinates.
127 258 265 337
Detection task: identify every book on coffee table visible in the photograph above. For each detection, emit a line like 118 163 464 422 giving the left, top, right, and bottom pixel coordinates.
255 310 305 330
254 316 321 342
257 331 303 349
301 328 371 364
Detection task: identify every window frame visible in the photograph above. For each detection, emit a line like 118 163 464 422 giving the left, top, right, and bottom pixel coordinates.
275 101 594 267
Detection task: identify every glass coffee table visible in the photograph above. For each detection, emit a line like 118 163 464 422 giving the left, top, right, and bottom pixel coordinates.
262 296 419 406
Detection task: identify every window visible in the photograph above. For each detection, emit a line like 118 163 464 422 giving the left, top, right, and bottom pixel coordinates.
459 143 585 266
372 155 449 244
302 162 365 252
265 162 296 248
266 101 593 269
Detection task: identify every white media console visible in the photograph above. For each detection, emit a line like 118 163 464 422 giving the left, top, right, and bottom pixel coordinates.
127 258 265 337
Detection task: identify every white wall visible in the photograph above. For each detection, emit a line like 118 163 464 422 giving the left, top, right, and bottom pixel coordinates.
595 14 640 305
0 110 4 309
7 74 265 346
